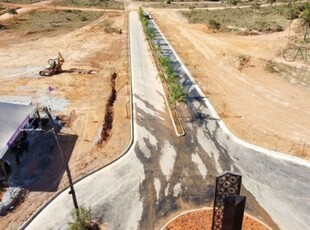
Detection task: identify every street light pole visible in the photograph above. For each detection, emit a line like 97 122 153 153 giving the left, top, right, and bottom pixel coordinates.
43 107 79 210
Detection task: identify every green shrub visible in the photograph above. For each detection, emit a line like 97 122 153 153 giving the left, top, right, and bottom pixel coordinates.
267 0 276 4
80 16 88 21
253 20 269 31
229 0 239 6
159 56 172 73
69 207 94 230
264 60 278 73
139 7 149 27
251 3 261 9
273 24 284 32
208 19 221 30
287 6 301 19
169 81 186 104
146 27 155 39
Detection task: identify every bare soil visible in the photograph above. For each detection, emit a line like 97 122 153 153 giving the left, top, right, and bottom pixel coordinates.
163 209 270 230
150 9 310 160
0 6 130 230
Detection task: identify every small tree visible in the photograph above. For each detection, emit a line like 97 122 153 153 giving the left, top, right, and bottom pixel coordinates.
7 8 18 22
69 207 99 230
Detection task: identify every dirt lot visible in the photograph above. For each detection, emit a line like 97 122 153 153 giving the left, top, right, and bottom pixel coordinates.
0 6 130 229
149 8 310 160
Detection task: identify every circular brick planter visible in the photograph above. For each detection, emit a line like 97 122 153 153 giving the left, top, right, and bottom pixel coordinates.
162 208 271 230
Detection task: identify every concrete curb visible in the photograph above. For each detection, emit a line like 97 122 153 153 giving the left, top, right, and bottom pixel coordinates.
151 15 310 168
19 12 135 230
170 106 186 137
160 207 272 230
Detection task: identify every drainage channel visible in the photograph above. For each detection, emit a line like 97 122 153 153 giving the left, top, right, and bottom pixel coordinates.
99 72 117 143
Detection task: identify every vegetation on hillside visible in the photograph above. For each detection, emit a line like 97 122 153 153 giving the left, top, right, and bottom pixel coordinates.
0 0 40 3
148 0 303 10
53 0 124 10
300 3 310 41
0 10 103 34
0 0 124 9
182 2 309 34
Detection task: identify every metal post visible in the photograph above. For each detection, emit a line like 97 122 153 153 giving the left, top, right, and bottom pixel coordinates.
211 171 242 230
222 195 246 230
44 107 79 210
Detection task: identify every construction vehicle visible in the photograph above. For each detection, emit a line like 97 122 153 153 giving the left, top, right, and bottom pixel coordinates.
39 52 64 76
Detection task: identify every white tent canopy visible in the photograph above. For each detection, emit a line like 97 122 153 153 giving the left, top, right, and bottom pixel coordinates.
0 102 35 159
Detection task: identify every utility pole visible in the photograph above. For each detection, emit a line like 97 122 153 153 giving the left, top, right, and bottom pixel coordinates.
43 107 79 210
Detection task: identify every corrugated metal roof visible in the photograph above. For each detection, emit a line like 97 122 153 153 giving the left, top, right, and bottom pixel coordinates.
0 102 35 158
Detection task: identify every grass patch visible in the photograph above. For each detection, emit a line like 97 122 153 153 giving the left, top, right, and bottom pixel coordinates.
1 10 103 34
182 3 308 33
52 0 124 10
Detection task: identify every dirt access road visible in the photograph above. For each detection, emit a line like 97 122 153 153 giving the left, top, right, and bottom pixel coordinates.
149 9 310 160
0 4 130 229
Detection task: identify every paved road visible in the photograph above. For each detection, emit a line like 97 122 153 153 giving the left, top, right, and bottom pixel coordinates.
148 18 310 230
24 11 310 230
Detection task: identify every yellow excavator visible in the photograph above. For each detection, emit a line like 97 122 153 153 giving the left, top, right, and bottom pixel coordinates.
39 52 65 76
